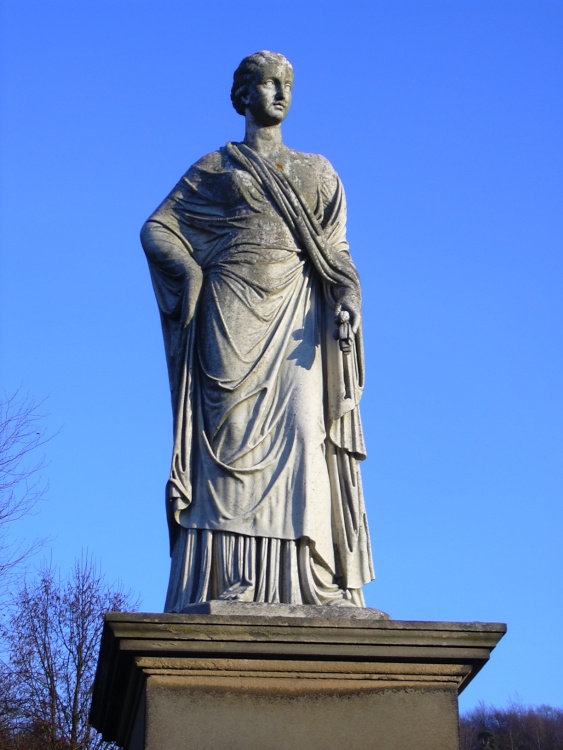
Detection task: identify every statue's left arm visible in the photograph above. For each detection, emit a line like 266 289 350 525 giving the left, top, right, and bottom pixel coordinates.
317 156 362 335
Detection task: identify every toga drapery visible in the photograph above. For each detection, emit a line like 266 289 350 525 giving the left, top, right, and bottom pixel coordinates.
142 142 374 609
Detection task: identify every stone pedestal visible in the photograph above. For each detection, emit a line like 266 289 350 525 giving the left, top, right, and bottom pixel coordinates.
90 606 505 750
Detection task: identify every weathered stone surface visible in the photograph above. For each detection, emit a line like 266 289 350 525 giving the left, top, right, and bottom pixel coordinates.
141 51 373 609
143 678 459 750
90 612 506 749
179 601 390 619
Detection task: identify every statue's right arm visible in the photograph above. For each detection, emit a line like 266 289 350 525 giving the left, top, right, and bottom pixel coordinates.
140 219 203 327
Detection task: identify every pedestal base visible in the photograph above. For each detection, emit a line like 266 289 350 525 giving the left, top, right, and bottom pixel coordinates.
90 608 505 750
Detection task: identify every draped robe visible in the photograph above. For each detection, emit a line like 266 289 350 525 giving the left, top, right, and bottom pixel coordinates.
142 143 374 609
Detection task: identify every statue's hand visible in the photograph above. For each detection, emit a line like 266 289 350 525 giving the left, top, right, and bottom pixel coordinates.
141 220 203 327
335 293 361 335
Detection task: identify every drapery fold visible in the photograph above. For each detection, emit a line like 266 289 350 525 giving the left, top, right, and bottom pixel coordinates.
142 143 374 607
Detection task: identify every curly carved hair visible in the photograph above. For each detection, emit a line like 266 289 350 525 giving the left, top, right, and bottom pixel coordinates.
231 51 293 115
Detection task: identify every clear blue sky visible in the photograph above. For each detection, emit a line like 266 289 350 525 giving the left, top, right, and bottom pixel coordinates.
1 0 562 713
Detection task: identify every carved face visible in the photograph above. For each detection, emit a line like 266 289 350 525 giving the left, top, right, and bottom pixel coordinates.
243 63 293 125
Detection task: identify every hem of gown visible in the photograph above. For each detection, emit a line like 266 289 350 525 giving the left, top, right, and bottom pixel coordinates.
164 527 365 612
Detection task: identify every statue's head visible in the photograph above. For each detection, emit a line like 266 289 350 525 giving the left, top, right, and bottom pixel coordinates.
231 51 294 118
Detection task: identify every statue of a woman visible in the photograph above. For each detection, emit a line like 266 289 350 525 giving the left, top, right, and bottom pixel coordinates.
141 51 374 610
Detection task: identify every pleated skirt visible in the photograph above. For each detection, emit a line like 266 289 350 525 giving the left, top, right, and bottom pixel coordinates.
164 527 364 611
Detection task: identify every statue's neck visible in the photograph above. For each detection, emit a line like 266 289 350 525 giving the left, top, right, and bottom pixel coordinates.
243 121 284 158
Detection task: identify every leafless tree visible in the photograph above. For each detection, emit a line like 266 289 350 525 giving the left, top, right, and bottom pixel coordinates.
460 700 563 750
0 390 50 587
1 556 138 750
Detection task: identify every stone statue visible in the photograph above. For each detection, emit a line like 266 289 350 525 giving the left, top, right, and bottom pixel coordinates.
141 51 374 610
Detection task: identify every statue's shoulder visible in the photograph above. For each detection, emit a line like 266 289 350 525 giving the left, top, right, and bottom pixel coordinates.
188 148 230 176
286 149 340 198
181 149 235 195
286 149 336 174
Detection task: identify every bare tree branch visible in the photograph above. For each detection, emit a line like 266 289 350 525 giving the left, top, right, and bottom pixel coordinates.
461 700 563 750
1 555 138 749
0 389 52 584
